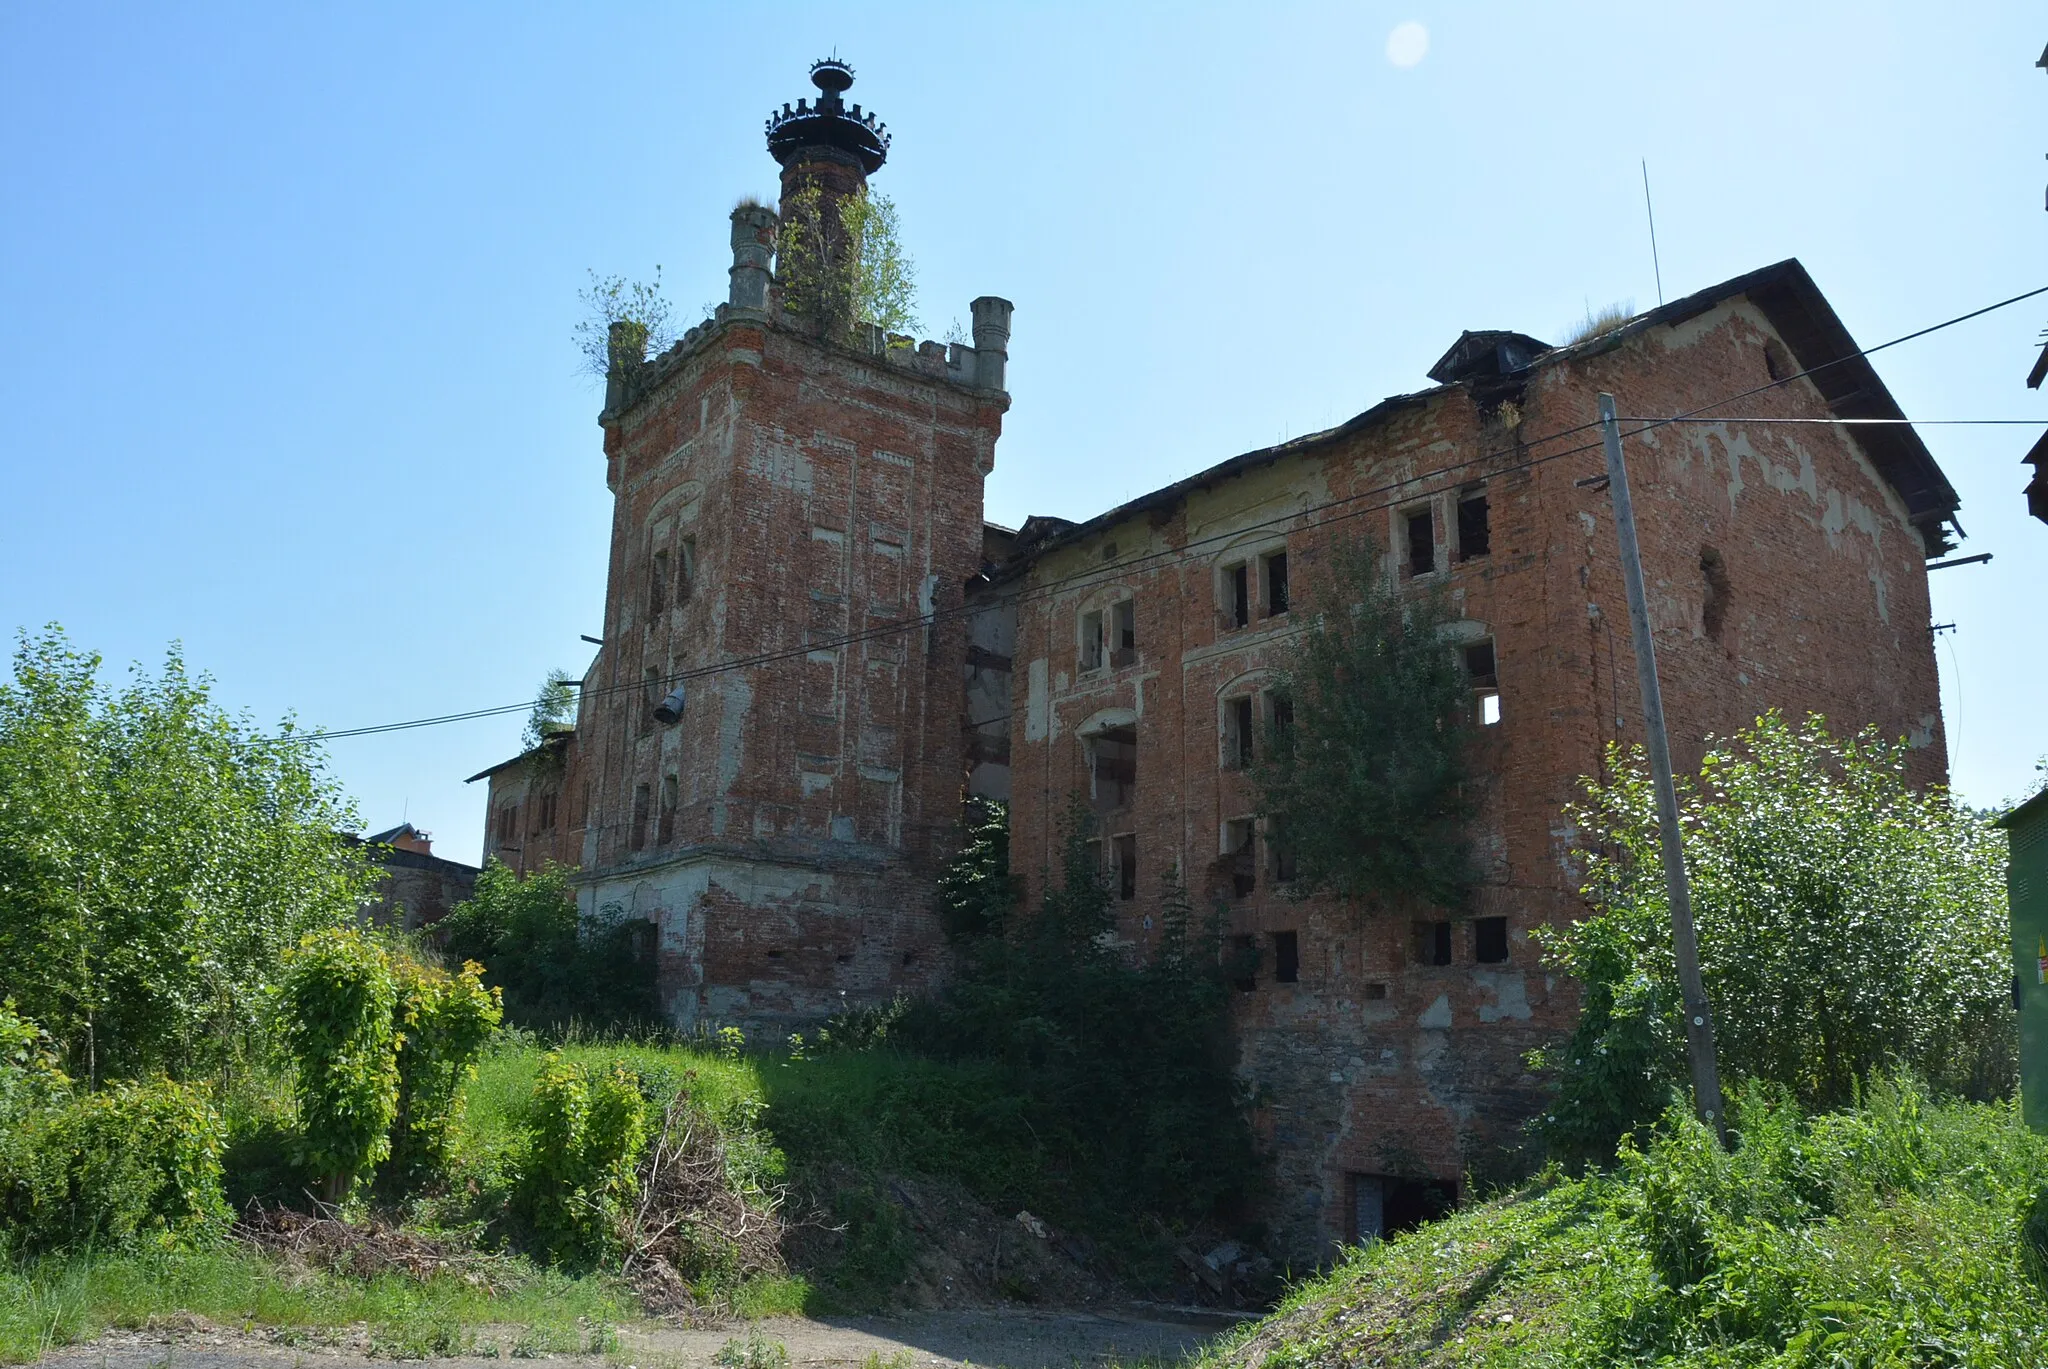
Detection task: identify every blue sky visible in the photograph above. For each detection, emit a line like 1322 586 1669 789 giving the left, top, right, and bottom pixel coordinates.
3 2 2043 861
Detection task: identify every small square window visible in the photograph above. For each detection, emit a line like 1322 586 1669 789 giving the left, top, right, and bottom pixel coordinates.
1457 493 1491 561
1273 930 1300 984
1413 919 1452 967
1363 982 1389 1001
1405 508 1436 577
1475 916 1509 964
1264 550 1290 616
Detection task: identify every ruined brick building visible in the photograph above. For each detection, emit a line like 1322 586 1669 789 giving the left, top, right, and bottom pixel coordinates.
480 62 1960 1258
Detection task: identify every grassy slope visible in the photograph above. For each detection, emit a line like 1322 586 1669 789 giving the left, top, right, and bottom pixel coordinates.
1204 1090 2048 1368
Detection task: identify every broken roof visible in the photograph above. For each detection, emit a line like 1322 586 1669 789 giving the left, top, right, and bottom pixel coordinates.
465 729 573 784
996 258 1961 569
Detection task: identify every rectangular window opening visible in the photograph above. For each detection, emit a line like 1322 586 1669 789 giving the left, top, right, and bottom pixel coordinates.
1113 833 1137 901
1464 641 1498 688
658 774 679 845
1362 981 1389 1000
1457 492 1491 561
1230 933 1258 992
1273 930 1300 983
1269 816 1298 884
1264 550 1290 617
678 535 697 604
1089 724 1137 813
1405 508 1436 578
1224 817 1257 897
1269 690 1295 740
1479 691 1502 727
1227 563 1250 629
1413 918 1452 967
649 549 669 618
1110 598 1137 668
1080 609 1105 671
1350 1173 1457 1243
630 783 651 852
1475 916 1509 964
1227 696 1255 770
1083 837 1103 880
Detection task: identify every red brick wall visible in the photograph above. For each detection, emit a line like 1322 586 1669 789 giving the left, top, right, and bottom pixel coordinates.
1000 295 1945 1258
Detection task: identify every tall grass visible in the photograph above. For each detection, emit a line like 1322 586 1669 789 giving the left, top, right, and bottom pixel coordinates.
0 1245 628 1364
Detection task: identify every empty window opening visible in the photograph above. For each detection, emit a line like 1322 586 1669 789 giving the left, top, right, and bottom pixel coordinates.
1273 930 1300 983
1269 815 1298 884
1226 563 1250 629
1405 508 1436 577
536 792 558 832
1701 546 1731 643
1362 981 1389 1001
1101 540 1118 561
1264 550 1290 616
1230 933 1258 992
1413 919 1452 967
1763 338 1794 383
1475 916 1509 964
1464 641 1497 688
1269 690 1295 740
629 783 651 852
1113 833 1137 901
1350 1173 1456 1243
1479 691 1502 727
1457 492 1491 561
1110 598 1137 667
658 774 679 845
496 804 518 844
1226 696 1256 770
678 536 697 604
649 550 669 617
1083 837 1103 878
1088 724 1137 813
1080 609 1105 671
1224 817 1257 897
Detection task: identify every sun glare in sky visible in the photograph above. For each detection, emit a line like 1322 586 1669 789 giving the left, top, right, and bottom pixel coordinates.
1386 20 1430 68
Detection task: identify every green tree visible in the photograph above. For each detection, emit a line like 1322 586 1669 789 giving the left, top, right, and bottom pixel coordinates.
1250 536 1475 907
439 860 657 1032
1536 711 2014 1164
0 627 373 1084
774 179 918 337
573 267 676 379
274 927 400 1203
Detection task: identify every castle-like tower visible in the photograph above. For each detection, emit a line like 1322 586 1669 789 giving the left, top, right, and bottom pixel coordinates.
569 60 1013 1029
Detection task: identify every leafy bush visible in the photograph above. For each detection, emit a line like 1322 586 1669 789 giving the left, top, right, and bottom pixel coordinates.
1536 711 2013 1164
1 1073 228 1254
275 927 399 1202
518 1054 648 1267
440 861 657 1033
776 179 918 336
384 957 502 1192
0 627 371 1083
1250 536 1474 908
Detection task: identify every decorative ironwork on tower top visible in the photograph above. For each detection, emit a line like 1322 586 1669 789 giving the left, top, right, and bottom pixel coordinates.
765 59 890 174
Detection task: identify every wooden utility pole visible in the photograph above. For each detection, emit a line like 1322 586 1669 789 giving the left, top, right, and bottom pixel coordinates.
1597 393 1727 1143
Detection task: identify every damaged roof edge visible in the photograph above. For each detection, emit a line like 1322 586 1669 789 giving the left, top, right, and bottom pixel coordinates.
992 258 1961 575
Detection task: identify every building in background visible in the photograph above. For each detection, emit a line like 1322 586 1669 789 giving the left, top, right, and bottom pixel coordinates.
353 823 478 930
469 728 584 875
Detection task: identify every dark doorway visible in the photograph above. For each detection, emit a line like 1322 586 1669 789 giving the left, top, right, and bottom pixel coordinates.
1350 1172 1457 1242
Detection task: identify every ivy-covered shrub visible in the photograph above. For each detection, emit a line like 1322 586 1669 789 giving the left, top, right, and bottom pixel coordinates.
383 956 501 1191
519 1053 648 1266
275 927 399 1202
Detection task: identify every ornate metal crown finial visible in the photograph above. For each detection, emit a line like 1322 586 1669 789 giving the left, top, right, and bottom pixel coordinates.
765 57 890 173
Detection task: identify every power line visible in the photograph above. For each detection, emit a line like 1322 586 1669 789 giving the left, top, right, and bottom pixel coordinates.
288 281 2048 746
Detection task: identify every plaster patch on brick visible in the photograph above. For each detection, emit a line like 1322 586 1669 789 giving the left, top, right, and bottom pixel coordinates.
748 437 814 493
1474 972 1533 1023
1024 658 1049 741
1417 994 1453 1029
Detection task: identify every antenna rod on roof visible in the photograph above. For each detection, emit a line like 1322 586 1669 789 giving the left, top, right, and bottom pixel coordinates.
1642 158 1665 307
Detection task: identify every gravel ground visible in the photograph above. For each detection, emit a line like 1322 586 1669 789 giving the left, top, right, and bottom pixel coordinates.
33 1307 1230 1369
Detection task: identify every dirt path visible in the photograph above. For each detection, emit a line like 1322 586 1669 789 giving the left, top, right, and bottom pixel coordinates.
36 1308 1230 1369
